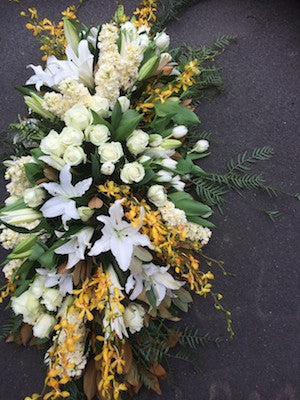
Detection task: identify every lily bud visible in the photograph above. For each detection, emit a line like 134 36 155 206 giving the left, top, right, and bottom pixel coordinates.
63 18 80 55
138 55 160 81
25 93 55 121
193 139 209 153
149 134 163 147
172 125 188 139
161 139 182 150
0 208 42 226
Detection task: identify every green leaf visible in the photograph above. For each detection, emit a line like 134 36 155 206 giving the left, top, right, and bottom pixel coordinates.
10 236 37 256
91 110 113 132
24 163 44 184
168 192 212 217
29 242 48 261
172 297 189 312
111 100 122 130
11 259 34 281
13 280 31 297
146 288 157 313
154 99 200 125
30 148 44 162
136 169 156 185
138 54 160 80
168 191 193 202
38 250 56 269
91 153 101 184
114 110 142 141
186 215 215 227
0 198 26 214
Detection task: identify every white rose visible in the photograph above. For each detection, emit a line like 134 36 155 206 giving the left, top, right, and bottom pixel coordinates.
147 185 167 207
23 187 46 208
11 290 42 324
117 96 130 112
154 32 170 50
193 139 209 153
172 125 188 139
156 170 173 182
126 129 149 155
124 303 146 334
41 130 66 157
171 175 185 191
63 146 87 166
60 126 84 146
64 104 92 130
89 96 110 117
101 161 115 175
98 142 123 163
41 288 63 312
120 162 145 184
85 125 110 146
29 275 46 298
33 314 56 338
159 158 178 169
149 134 163 147
78 206 94 222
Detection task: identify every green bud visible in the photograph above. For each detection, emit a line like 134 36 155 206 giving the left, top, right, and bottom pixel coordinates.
114 5 126 24
24 94 55 121
63 17 80 55
138 55 160 81
12 236 37 255
0 208 42 225
78 206 94 222
161 139 182 150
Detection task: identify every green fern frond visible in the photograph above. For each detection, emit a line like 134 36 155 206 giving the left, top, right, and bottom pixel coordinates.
179 327 212 349
0 314 23 340
227 146 274 173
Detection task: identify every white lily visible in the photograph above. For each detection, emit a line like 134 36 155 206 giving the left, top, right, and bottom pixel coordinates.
89 200 153 271
35 268 73 297
26 40 94 90
126 262 185 306
40 164 92 230
54 227 94 269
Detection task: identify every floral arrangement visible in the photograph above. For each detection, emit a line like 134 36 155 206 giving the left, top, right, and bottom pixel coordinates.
0 1 283 399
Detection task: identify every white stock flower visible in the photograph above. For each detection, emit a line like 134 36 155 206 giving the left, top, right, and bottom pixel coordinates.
193 139 209 153
36 268 73 296
85 125 110 146
33 314 56 338
63 146 87 166
120 162 145 184
101 161 115 175
89 96 110 117
60 126 84 147
117 96 130 112
126 129 149 155
23 187 46 208
41 288 63 311
64 104 92 130
41 130 66 157
41 165 92 229
172 125 188 139
123 303 145 334
55 227 94 269
147 185 167 207
98 142 123 163
154 32 170 50
89 200 153 271
126 263 184 306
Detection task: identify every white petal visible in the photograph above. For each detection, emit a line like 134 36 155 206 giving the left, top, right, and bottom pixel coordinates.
74 177 93 196
111 236 133 271
88 236 110 256
42 182 65 197
41 197 70 218
55 239 77 255
66 252 81 269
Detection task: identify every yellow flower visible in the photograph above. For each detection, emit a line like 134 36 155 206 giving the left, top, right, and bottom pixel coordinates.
24 394 40 400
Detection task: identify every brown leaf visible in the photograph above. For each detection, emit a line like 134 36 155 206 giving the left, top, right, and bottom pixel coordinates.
122 341 133 374
36 178 49 185
172 151 182 160
20 323 32 346
166 330 182 348
43 166 58 181
150 364 167 380
86 258 93 279
80 261 87 282
162 65 174 76
83 359 97 400
5 333 14 343
30 337 38 346
73 262 82 286
124 363 139 387
181 98 193 108
88 197 103 209
158 305 181 321
58 261 68 274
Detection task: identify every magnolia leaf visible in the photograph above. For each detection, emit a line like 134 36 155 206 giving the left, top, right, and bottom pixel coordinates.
146 288 157 313
43 166 58 181
158 305 181 321
20 323 32 346
24 163 44 184
58 261 68 274
122 341 133 374
80 261 87 282
91 153 101 185
154 99 200 125
83 359 97 400
176 287 193 303
172 297 189 312
111 100 122 130
88 196 103 209
73 262 82 286
91 110 112 131
114 109 142 141
149 364 167 380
